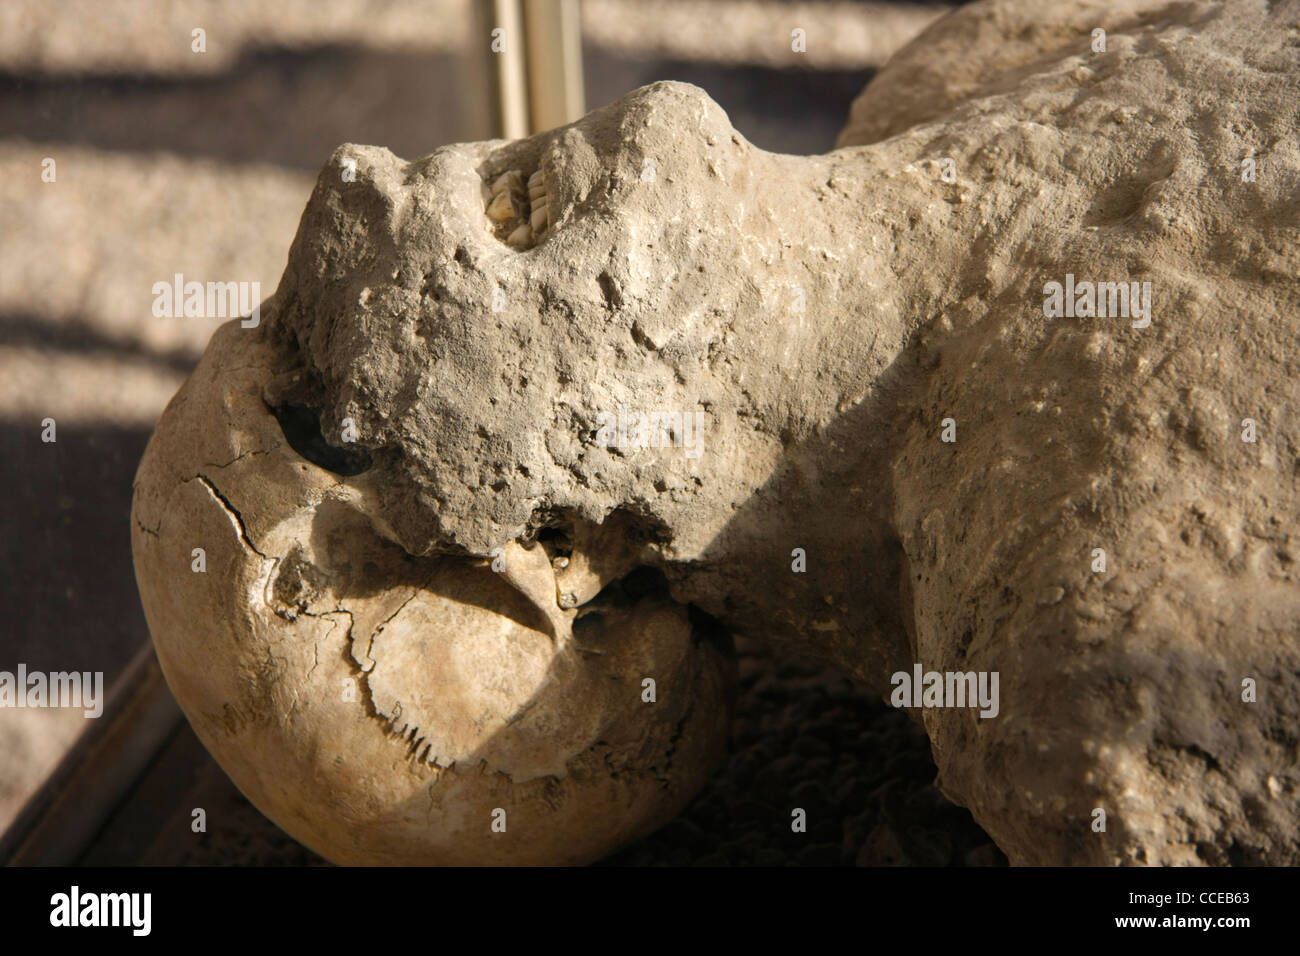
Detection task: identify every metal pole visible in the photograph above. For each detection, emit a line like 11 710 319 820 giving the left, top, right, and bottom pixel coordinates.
480 0 585 139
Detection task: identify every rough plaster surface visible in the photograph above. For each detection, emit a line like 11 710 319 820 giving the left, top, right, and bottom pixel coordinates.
845 0 1300 865
134 0 1300 865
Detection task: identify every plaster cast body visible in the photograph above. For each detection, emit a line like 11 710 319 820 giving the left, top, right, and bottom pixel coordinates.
133 0 1300 865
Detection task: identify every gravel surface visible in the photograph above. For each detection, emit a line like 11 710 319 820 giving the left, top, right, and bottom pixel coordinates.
602 636 1004 866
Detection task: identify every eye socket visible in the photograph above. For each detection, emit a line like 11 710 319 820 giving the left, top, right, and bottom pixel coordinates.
270 403 372 476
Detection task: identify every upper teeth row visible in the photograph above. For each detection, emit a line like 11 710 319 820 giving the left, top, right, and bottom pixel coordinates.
487 168 549 249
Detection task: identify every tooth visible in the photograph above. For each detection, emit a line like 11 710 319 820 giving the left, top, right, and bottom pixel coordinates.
530 207 548 233
491 171 517 193
486 190 517 221
528 170 544 188
528 187 547 202
506 171 525 193
506 223 533 248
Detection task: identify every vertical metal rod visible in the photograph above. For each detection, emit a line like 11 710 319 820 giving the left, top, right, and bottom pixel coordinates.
523 0 586 133
480 0 585 139
489 0 531 139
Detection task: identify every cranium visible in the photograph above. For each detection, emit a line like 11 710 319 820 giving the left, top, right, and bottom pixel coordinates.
133 0 1300 865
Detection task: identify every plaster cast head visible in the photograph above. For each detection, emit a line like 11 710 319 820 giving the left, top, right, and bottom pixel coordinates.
259 79 922 697
267 81 876 559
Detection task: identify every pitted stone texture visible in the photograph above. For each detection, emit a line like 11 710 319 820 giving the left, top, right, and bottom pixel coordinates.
854 0 1300 864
